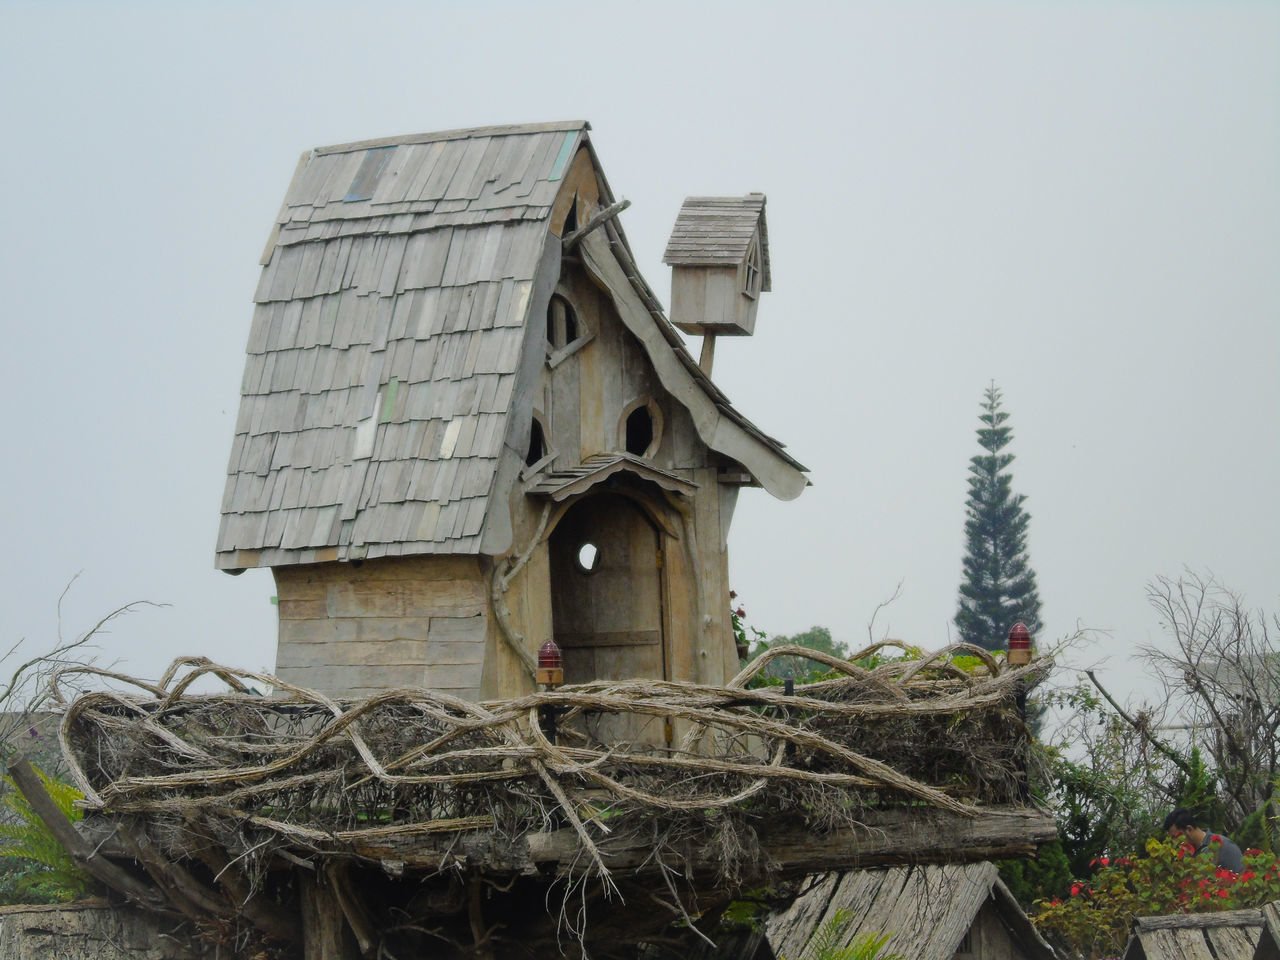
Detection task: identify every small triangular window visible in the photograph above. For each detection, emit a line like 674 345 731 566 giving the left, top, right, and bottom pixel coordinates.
742 237 762 300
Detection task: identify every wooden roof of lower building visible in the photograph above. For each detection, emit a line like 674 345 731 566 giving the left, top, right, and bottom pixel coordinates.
216 122 806 570
1255 902 1280 960
765 862 1056 960
1124 909 1264 960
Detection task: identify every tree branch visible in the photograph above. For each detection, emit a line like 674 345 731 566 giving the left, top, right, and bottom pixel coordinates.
6 756 165 908
1084 670 1193 778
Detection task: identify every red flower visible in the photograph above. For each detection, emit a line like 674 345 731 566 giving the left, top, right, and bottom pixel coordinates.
1099 857 1110 866
1070 883 1083 896
1217 890 1228 898
1240 871 1255 882
729 590 738 600
735 607 745 618
1245 848 1262 856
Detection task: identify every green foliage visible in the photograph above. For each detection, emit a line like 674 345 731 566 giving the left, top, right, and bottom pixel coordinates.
731 591 768 659
782 909 906 960
997 839 1073 907
0 767 93 904
1169 747 1226 835
955 383 1042 651
1028 680 1175 882
750 626 852 682
1034 838 1280 959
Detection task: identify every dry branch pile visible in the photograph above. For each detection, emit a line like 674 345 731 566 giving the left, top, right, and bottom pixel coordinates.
52 643 1045 889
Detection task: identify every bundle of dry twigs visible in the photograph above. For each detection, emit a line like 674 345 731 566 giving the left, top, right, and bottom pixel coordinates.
51 642 1046 884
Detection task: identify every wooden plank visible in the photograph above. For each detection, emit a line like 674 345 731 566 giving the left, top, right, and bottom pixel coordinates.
1207 926 1260 960
276 638 428 670
1147 928 1216 960
840 869 909 948
279 616 360 647
1136 912 1263 931
766 871 842 960
277 663 418 693
300 873 356 960
318 807 1056 887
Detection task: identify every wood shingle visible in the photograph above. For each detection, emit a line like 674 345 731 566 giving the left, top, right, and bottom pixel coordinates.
218 121 805 572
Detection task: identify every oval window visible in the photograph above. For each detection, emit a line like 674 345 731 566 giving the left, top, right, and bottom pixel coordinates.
625 405 654 457
576 542 600 573
619 398 663 458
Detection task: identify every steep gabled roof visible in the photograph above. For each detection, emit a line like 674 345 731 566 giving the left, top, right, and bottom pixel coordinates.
1125 909 1263 960
766 863 1056 960
216 122 805 570
662 194 771 291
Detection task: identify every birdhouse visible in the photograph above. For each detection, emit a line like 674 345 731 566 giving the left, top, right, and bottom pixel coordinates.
215 123 807 728
663 194 771 339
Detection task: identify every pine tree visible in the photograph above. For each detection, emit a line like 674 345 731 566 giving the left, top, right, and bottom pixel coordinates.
955 383 1042 650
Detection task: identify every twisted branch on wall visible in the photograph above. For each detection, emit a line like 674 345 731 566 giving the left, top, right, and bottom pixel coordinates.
488 501 552 680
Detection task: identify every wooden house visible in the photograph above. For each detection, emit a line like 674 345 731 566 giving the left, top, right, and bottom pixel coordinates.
1123 909 1264 960
765 863 1057 960
1254 902 1280 960
215 121 807 717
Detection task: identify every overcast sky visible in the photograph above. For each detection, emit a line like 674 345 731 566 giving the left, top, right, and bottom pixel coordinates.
1 1 1276 702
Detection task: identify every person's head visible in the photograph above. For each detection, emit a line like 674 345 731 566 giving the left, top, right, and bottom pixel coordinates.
1163 808 1199 839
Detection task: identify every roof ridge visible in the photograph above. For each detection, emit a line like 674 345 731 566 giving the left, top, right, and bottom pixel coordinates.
313 121 590 157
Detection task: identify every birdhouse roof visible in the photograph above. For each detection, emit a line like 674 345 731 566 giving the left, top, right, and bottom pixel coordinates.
216 123 804 571
662 194 771 291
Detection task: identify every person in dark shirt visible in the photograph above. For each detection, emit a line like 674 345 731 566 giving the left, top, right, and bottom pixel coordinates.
1162 807 1245 872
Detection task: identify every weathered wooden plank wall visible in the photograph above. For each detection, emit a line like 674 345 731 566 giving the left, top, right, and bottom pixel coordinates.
274 556 487 698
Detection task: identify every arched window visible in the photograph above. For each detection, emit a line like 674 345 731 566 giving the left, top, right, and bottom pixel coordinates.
547 294 578 351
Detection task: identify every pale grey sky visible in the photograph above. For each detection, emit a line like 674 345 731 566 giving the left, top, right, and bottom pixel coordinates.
1 1 1276 700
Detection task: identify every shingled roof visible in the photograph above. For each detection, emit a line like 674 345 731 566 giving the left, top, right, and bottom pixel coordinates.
216 122 804 571
1124 909 1264 960
766 863 1056 960
662 194 771 291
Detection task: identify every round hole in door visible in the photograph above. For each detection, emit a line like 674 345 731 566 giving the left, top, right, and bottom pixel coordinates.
576 542 600 573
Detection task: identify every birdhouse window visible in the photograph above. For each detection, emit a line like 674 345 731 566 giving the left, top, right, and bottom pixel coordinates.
547 294 578 351
526 416 546 467
576 542 600 573
741 237 763 300
521 411 556 480
545 292 593 368
620 399 663 459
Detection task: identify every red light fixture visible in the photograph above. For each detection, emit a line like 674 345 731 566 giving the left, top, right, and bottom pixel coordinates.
1007 622 1032 666
536 640 564 687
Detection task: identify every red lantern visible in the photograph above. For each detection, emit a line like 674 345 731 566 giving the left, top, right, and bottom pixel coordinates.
1007 622 1032 666
536 640 564 687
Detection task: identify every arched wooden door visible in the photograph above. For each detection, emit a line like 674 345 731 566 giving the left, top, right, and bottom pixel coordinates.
549 492 667 744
